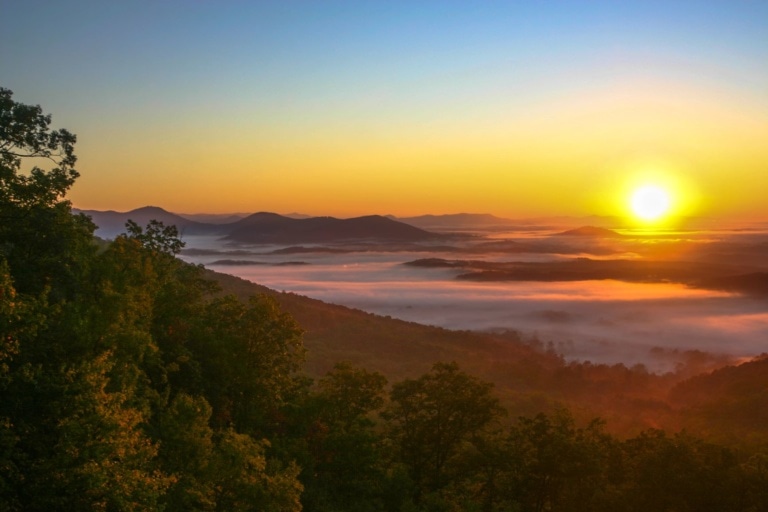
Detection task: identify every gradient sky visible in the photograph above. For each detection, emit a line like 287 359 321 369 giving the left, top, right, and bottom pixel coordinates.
2 0 766 219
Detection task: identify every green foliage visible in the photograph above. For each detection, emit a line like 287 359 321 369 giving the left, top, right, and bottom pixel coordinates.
192 294 305 433
615 429 747 512
0 87 77 202
210 431 303 512
298 363 389 511
0 87 307 511
316 361 388 431
670 356 768 445
40 353 171 511
0 260 20 375
155 393 217 510
126 219 185 256
0 87 95 299
384 362 506 502
502 410 614 512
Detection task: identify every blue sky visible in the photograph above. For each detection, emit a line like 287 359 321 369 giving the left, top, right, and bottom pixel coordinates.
2 1 766 218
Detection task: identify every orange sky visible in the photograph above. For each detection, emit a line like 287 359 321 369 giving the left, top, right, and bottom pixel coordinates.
2 1 766 220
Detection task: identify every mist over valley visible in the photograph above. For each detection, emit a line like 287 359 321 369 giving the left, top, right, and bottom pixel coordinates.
83 207 768 373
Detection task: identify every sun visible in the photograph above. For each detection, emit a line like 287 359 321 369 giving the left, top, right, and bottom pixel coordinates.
630 185 671 221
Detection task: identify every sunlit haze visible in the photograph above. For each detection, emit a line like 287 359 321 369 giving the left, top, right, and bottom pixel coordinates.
631 185 671 222
1 1 766 220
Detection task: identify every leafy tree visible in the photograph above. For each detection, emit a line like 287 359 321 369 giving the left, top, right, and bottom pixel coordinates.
125 219 184 256
384 362 505 503
741 452 768 512
209 430 303 512
617 429 746 512
0 87 95 299
503 410 614 512
32 353 171 511
0 260 22 508
0 87 313 510
316 361 388 433
0 259 21 378
155 393 217 510
299 362 389 511
93 220 211 403
191 294 305 433
440 428 517 512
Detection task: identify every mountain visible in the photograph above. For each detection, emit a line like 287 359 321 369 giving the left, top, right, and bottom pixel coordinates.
176 212 250 224
77 207 442 244
224 212 442 244
394 213 514 230
554 226 625 238
177 211 312 223
696 272 768 297
75 206 222 239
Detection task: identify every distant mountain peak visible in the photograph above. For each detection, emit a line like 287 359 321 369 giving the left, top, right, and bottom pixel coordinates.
395 213 514 230
226 213 441 244
130 205 169 213
76 205 222 239
554 226 624 238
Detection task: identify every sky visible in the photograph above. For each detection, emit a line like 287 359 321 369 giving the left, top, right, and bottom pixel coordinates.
2 0 766 220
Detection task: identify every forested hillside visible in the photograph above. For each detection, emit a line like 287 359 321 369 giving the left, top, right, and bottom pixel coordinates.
3 88 768 511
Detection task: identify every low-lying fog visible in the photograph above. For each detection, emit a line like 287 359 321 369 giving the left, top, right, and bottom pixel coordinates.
180 226 768 373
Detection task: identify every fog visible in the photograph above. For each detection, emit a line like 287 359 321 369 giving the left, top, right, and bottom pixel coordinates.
181 232 768 373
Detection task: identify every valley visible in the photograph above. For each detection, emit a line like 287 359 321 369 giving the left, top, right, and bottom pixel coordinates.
82 207 768 375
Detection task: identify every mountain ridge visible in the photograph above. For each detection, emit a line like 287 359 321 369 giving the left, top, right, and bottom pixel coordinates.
225 212 441 244
554 226 625 238
76 207 443 244
74 206 220 238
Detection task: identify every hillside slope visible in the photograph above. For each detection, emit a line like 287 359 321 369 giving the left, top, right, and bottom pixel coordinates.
206 268 768 440
206 269 552 381
206 270 691 430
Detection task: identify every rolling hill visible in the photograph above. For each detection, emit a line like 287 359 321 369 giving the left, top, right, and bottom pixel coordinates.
554 226 625 238
224 212 442 244
77 207 444 245
75 206 223 239
394 213 514 230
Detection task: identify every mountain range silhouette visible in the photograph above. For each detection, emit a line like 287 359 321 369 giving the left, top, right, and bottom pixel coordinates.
76 206 441 243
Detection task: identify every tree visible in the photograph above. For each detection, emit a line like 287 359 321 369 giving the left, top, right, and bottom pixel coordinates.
316 361 388 433
618 429 746 512
125 219 184 256
0 259 21 379
191 294 306 433
298 362 389 511
384 362 505 503
0 259 22 508
154 393 217 510
0 87 311 511
209 430 303 512
0 87 95 299
503 410 615 512
93 219 211 401
36 353 171 511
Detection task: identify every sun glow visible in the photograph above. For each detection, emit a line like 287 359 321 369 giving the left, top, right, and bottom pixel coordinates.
631 185 671 221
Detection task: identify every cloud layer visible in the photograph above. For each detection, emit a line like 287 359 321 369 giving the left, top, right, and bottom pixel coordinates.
183 243 767 373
